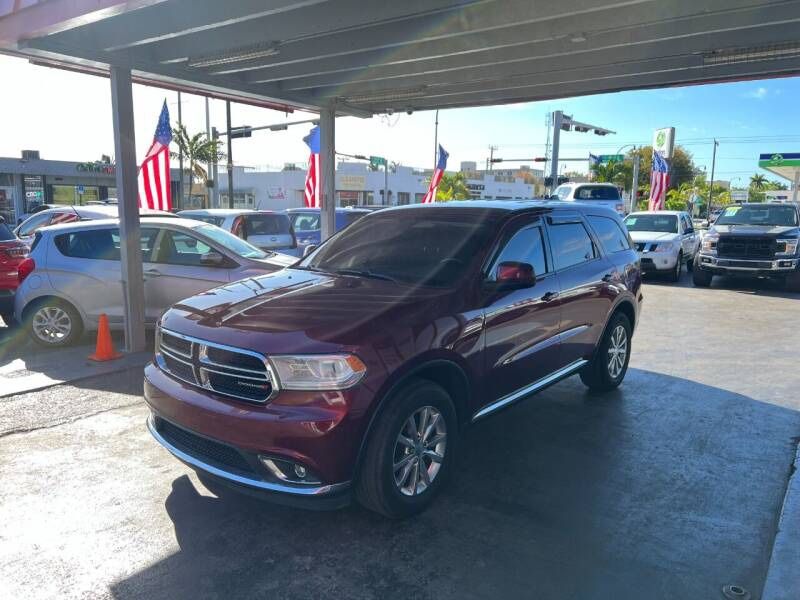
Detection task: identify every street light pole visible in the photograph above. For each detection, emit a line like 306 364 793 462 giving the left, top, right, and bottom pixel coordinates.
384 162 389 205
226 100 234 209
549 111 563 194
708 139 718 218
631 148 640 213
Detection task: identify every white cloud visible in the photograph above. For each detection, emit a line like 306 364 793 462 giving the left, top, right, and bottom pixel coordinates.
745 87 769 100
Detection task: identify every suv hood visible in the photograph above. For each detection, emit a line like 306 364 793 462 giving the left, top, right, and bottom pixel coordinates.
710 224 799 237
629 231 679 243
160 268 454 354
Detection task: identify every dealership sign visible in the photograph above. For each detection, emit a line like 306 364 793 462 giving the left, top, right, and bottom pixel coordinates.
758 152 800 168
76 162 116 175
652 127 675 159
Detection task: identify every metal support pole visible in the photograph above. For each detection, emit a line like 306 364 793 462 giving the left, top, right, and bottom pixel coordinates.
631 149 640 213
226 101 234 209
433 110 439 171
708 139 718 218
549 111 563 194
320 105 336 241
384 163 389 205
205 96 211 209
793 170 800 204
177 91 183 209
109 66 146 353
211 126 219 208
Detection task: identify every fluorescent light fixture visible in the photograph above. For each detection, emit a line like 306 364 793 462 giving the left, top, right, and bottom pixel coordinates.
345 87 427 104
570 32 587 43
188 43 280 68
704 42 800 66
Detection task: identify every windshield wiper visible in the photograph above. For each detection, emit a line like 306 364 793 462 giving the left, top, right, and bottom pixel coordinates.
333 268 398 283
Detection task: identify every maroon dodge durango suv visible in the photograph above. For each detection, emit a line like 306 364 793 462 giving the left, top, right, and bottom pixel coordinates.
145 201 642 518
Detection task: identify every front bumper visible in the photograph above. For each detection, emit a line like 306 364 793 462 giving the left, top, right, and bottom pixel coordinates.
637 252 679 272
696 254 798 276
143 363 372 508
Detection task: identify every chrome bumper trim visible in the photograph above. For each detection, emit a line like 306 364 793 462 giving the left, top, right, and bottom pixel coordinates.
472 359 588 422
698 255 798 271
147 415 350 497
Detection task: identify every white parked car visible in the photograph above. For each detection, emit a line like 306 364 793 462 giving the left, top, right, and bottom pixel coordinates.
552 182 626 216
14 205 174 245
623 210 700 281
13 217 296 347
177 209 297 253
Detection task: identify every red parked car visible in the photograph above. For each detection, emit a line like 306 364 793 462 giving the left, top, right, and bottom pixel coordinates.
145 201 643 517
0 217 28 323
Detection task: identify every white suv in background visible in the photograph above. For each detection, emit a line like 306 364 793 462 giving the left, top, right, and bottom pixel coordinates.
623 210 700 282
13 217 295 347
553 183 626 216
177 209 297 253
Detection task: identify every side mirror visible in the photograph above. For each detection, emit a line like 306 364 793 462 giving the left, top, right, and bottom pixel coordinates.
200 250 225 267
302 244 318 258
495 261 536 288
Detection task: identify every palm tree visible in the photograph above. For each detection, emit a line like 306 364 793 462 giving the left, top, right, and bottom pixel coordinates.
750 173 767 190
170 125 226 207
434 172 471 201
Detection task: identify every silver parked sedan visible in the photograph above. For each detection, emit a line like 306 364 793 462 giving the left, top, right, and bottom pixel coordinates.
13 217 296 346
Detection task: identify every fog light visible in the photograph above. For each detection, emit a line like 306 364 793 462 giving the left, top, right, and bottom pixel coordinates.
778 260 793 268
259 456 320 485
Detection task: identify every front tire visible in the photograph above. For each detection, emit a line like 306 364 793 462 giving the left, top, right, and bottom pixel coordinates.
668 252 683 282
786 269 800 293
24 297 83 347
355 378 457 519
580 312 632 392
692 261 713 287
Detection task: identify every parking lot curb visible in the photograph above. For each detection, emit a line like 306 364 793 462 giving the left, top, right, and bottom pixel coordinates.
761 443 800 600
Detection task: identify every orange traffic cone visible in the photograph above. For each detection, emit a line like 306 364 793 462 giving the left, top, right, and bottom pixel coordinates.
89 313 122 361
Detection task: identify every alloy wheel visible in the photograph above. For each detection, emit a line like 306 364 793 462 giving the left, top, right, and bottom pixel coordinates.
607 325 628 379
31 306 72 344
393 406 447 496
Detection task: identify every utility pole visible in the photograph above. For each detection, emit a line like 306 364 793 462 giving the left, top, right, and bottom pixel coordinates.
226 100 234 209
543 112 552 189
177 91 183 209
630 148 640 213
433 110 439 171
384 161 389 205
488 145 498 172
708 139 718 218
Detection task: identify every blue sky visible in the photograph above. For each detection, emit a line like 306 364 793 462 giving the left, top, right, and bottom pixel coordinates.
0 54 797 187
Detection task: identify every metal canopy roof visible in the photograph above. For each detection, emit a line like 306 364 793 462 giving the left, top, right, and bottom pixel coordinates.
4 0 800 116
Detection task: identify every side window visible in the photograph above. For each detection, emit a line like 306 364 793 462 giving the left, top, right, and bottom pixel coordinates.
554 186 571 200
548 222 597 270
487 225 547 281
682 215 693 233
109 228 159 260
55 229 120 260
17 213 52 237
587 215 630 253
152 230 213 266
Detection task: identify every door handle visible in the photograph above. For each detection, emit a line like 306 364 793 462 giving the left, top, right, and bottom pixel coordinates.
144 269 162 277
540 291 559 302
601 272 614 282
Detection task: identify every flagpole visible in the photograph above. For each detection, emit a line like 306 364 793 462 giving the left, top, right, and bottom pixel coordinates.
177 91 183 209
226 100 234 209
433 110 439 171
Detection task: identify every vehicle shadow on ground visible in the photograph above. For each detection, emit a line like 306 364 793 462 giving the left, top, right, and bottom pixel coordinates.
110 368 800 600
643 270 799 298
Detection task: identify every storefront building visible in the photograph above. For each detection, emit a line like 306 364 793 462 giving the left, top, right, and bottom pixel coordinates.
0 151 117 224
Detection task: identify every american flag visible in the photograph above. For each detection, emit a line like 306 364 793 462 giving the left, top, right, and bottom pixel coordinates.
303 126 320 208
422 144 449 204
138 100 172 211
648 150 669 211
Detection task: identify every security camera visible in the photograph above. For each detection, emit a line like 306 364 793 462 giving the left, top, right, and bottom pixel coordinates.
406 109 414 115
386 108 394 115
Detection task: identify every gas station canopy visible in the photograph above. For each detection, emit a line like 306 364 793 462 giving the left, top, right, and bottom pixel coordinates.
4 0 800 116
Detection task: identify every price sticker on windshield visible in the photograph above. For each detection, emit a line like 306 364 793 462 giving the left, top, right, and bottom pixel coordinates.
723 206 740 216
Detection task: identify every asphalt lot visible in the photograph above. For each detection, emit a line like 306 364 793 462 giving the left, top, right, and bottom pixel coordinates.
1 273 798 600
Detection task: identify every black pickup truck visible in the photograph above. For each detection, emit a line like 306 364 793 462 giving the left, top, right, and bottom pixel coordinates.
693 203 800 291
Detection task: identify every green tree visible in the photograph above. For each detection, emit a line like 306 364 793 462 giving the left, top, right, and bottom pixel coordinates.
590 160 626 188
170 125 226 206
434 172 471 201
749 173 767 190
626 145 697 191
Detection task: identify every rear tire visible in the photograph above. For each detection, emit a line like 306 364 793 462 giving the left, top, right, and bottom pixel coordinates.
355 378 457 519
686 254 694 272
580 312 632 392
24 297 83 347
692 260 713 287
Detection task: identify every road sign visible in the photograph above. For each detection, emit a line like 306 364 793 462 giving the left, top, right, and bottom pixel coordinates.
369 155 387 168
76 185 85 194
597 154 624 163
730 190 748 203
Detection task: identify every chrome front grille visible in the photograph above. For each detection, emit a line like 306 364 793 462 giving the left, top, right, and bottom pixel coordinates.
156 327 277 403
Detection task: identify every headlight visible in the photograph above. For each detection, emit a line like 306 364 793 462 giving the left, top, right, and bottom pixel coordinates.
653 242 676 253
701 234 718 254
270 354 367 390
776 238 799 256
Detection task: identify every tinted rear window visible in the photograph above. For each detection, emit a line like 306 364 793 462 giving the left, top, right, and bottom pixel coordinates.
246 214 291 235
574 186 621 201
55 229 119 260
0 222 14 241
290 212 320 232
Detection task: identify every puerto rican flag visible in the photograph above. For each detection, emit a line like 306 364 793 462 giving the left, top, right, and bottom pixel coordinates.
422 144 449 204
303 126 320 208
138 100 172 211
648 150 669 211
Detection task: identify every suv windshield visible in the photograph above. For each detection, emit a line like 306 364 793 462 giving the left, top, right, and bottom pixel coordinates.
300 210 497 287
194 224 268 259
624 214 678 233
715 204 799 227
